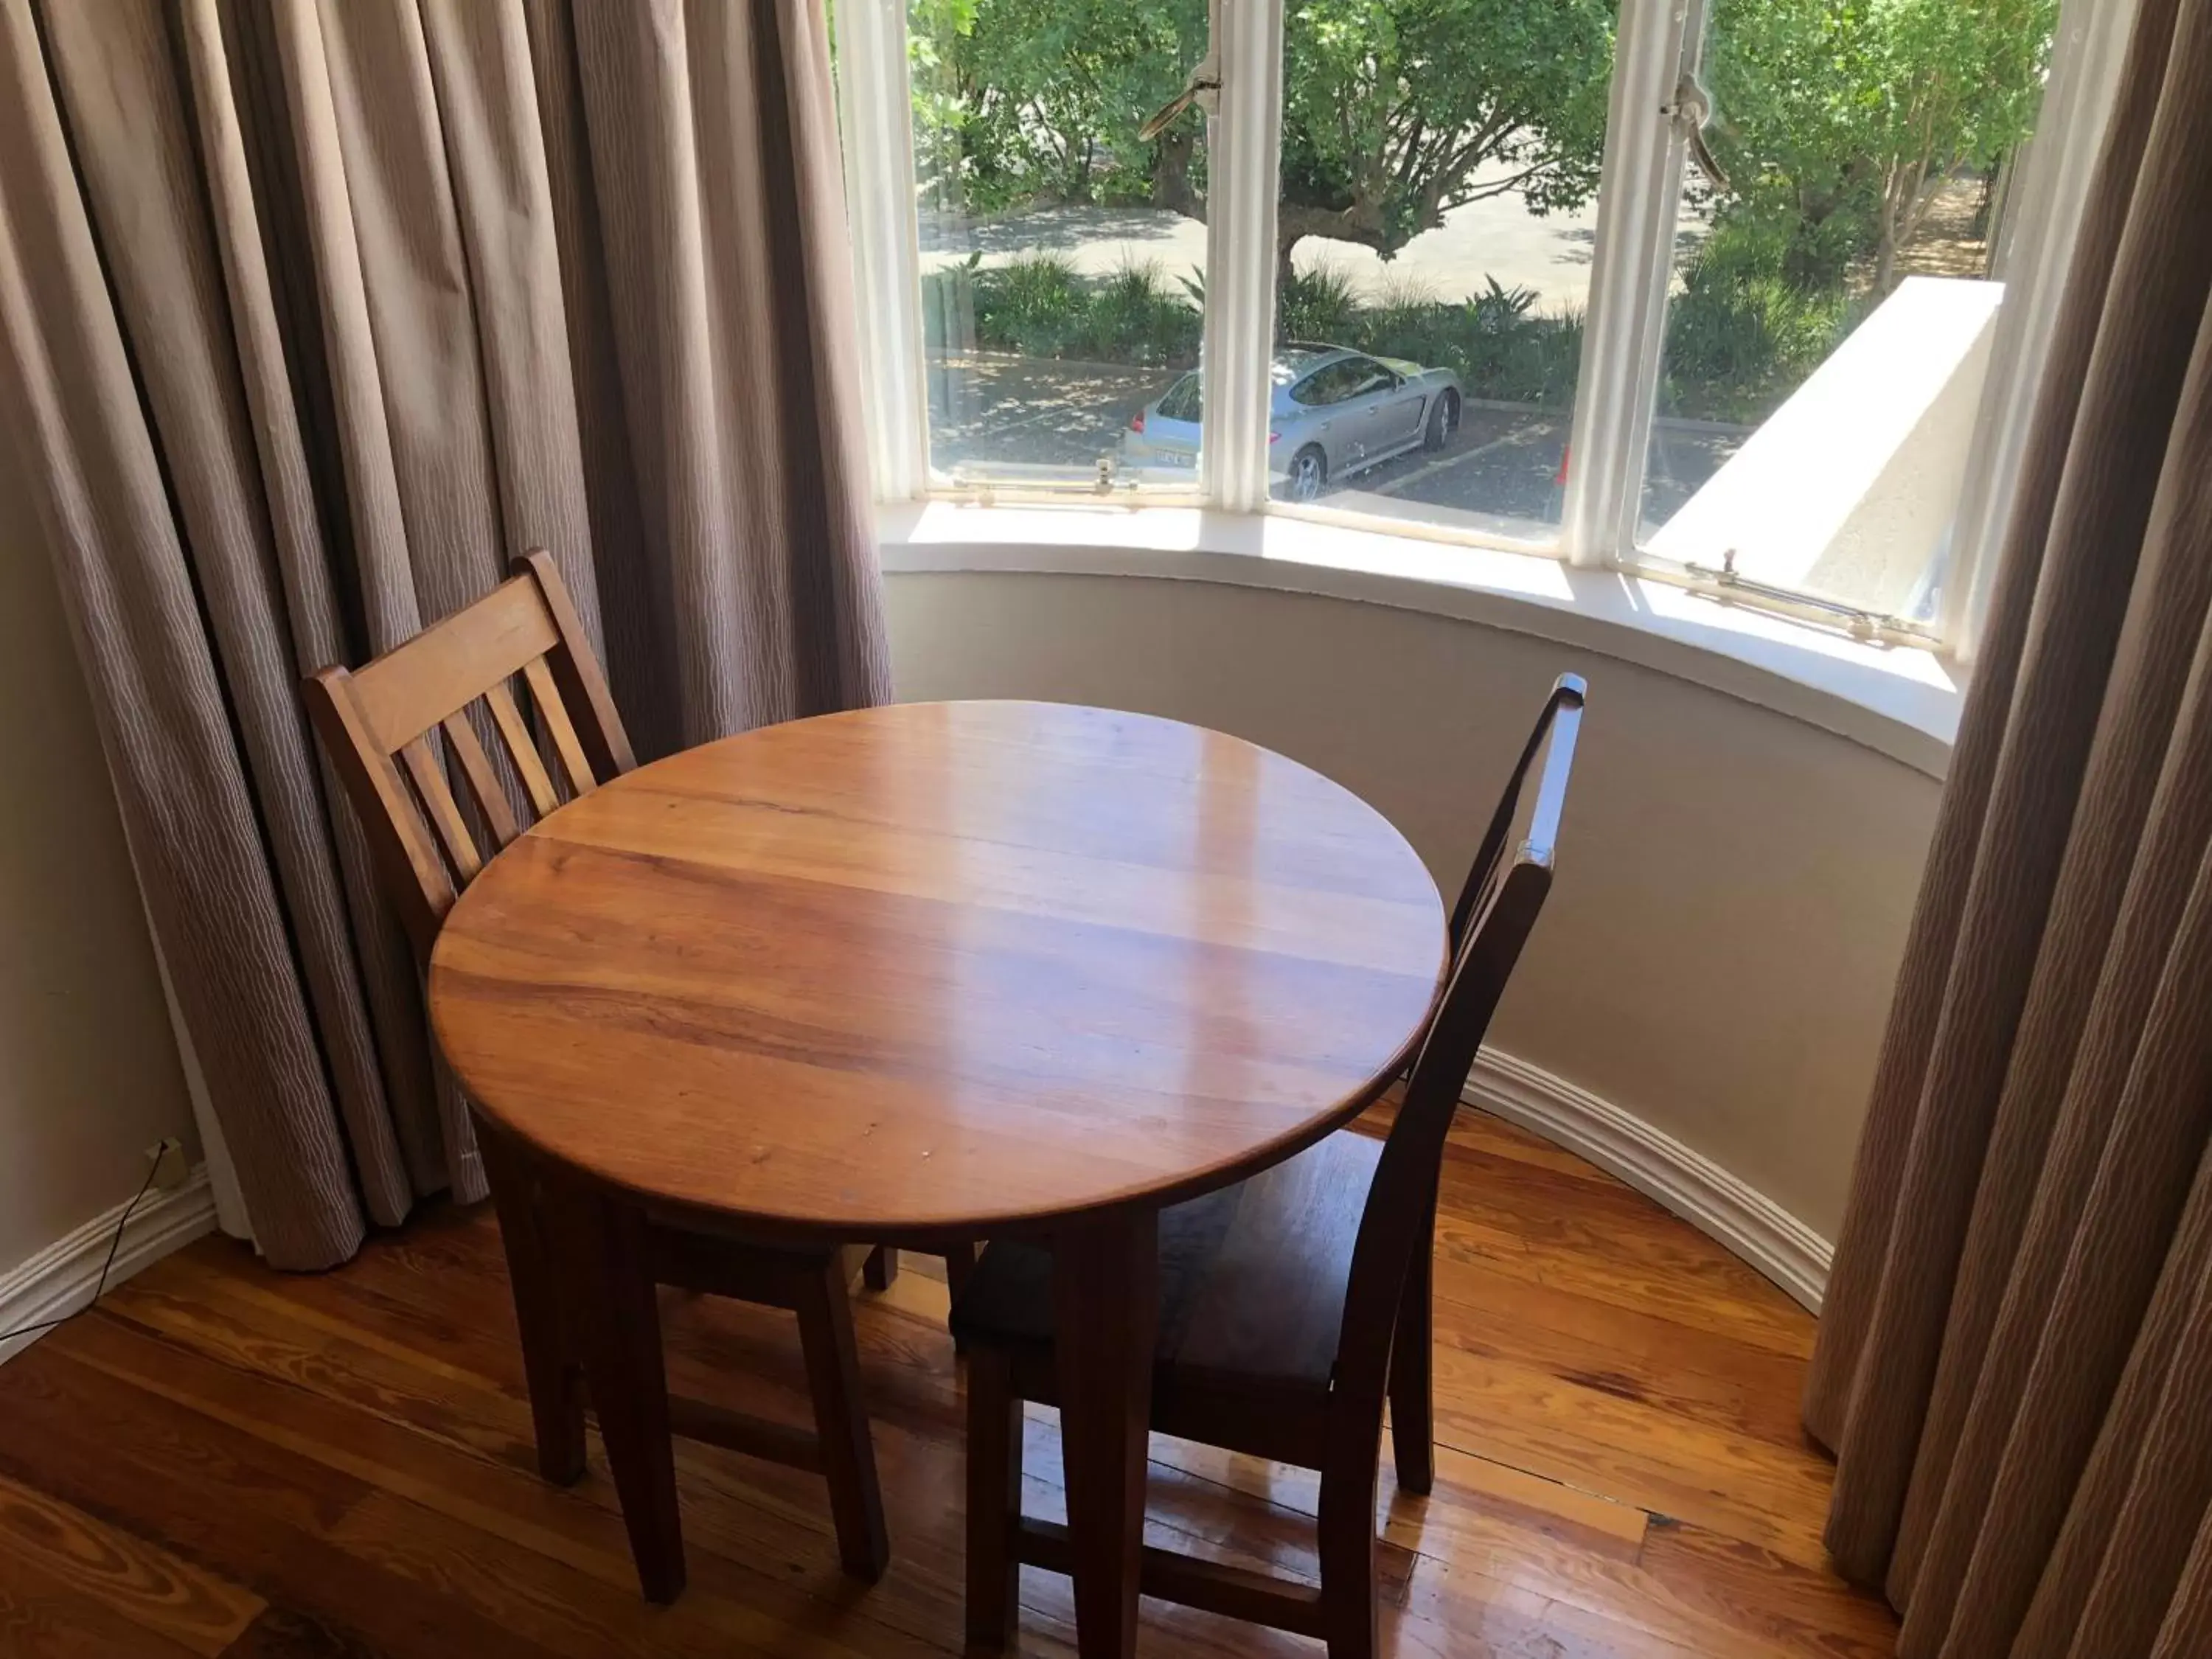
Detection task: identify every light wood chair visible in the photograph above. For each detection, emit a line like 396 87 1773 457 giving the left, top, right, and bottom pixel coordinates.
303 549 914 1593
953 674 1585 1659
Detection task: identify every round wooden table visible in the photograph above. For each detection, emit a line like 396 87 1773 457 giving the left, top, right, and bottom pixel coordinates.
430 700 1446 1658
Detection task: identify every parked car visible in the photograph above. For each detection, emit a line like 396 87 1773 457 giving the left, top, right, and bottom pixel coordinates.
1119 344 1462 499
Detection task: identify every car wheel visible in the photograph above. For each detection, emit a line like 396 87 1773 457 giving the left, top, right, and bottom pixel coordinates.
1423 389 1460 453
1288 445 1328 501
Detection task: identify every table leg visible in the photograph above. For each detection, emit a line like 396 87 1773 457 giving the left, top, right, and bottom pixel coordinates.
477 1123 586 1486
551 1180 685 1603
1052 1209 1160 1659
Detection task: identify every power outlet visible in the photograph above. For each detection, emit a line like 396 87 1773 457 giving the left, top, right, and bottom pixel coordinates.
145 1137 189 1194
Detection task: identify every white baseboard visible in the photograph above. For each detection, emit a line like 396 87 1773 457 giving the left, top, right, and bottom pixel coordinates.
1464 1049 1833 1312
0 1071 1826 1362
0 1166 218 1366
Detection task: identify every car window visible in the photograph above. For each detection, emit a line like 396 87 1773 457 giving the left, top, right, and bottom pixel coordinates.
1290 361 1368 406
1157 374 1202 422
1291 358 1400 406
1344 358 1396 398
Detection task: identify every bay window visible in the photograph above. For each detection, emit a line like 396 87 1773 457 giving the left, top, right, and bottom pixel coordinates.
836 0 2121 653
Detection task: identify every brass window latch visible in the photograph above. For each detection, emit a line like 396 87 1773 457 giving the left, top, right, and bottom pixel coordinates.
1140 55 1222 142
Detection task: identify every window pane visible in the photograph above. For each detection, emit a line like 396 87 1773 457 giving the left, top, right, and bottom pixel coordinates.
1638 0 2059 625
909 0 1211 493
1273 0 1619 534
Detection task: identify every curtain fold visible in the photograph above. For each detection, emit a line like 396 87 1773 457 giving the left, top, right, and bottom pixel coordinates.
1806 0 2212 1653
0 0 888 1269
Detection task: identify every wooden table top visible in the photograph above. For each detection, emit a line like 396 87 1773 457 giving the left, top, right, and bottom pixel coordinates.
428 701 1447 1236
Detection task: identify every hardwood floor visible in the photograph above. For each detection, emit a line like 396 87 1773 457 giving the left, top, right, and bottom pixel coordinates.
0 1106 1897 1658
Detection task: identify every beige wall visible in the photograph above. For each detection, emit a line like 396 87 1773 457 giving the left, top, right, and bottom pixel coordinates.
0 445 196 1273
883 570 1939 1239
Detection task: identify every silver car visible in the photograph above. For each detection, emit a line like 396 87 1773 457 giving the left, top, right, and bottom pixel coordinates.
1119 344 1462 499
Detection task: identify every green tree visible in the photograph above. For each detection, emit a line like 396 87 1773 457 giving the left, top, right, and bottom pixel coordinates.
914 0 1617 283
911 0 1207 214
1277 0 1616 282
1702 0 2057 293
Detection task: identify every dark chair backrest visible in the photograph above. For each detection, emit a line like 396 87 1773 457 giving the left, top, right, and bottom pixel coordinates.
1334 674 1585 1412
301 549 636 964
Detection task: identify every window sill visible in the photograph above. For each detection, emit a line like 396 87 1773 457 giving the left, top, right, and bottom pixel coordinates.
877 502 1963 779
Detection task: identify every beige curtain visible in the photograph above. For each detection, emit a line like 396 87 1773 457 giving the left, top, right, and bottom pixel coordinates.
1804 0 2212 1653
0 0 888 1270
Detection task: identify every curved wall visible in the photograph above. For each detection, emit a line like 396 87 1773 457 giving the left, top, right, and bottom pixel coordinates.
882 568 1940 1258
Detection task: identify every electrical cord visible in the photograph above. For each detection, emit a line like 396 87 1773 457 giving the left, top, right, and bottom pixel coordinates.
0 1161 164 1346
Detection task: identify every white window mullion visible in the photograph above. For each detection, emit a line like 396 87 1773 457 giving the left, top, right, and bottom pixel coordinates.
1560 0 1699 568
1204 0 1284 513
834 0 928 503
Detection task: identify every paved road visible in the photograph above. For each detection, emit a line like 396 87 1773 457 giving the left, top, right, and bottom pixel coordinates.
925 352 1742 534
919 158 1648 319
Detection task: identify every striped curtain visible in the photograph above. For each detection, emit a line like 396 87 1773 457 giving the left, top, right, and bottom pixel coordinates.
0 0 888 1270
1805 0 2212 1652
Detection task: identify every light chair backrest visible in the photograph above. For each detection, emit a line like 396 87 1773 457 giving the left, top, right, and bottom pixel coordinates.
1334 674 1585 1413
302 549 636 964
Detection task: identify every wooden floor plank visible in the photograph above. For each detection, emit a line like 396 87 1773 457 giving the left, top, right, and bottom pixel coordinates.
0 1471 261 1657
0 1106 1889 1658
0 1342 557 1659
0 1549 208 1659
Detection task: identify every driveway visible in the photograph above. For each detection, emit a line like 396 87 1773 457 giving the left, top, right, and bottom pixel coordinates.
922 159 1612 317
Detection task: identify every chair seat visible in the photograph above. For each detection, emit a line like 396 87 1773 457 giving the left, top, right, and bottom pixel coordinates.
950 1128 1383 1395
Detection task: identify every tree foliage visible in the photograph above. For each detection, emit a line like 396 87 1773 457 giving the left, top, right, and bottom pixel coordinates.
909 0 2054 305
1278 0 1615 271
1702 0 2057 291
913 0 1616 271
910 0 1206 212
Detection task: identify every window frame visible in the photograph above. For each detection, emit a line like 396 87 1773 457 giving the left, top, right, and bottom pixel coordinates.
836 0 2132 653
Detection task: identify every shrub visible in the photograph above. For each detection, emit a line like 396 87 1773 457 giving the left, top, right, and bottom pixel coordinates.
923 232 1847 423
980 253 1089 357
1278 264 1361 342
923 252 1202 367
1659 226 1858 422
1084 260 1202 365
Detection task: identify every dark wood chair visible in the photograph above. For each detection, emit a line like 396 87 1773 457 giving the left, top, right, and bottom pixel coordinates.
1387 672 1590 1499
953 674 1585 1659
302 549 952 1593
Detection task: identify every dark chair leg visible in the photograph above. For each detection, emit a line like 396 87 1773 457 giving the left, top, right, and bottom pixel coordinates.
795 1256 891 1581
964 1346 1023 1650
943 1239 981 1357
1388 1201 1436 1495
1318 1447 1380 1659
479 1125 587 1486
862 1245 898 1291
553 1185 684 1603
943 1239 980 1303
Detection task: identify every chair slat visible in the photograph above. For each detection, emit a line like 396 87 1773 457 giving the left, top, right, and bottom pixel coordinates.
302 552 636 953
523 655 597 797
400 736 484 883
302 667 456 957
440 710 522 850
349 577 561 751
518 549 638 779
484 680 561 819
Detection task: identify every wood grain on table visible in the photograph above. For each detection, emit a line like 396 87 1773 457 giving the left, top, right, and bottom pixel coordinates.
430 700 1448 1234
